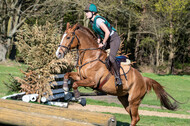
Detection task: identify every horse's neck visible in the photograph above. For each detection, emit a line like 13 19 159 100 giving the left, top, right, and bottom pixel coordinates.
77 30 98 49
76 30 107 60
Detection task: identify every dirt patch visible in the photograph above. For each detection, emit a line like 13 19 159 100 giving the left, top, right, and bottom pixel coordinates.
69 103 190 119
81 95 161 109
77 95 190 119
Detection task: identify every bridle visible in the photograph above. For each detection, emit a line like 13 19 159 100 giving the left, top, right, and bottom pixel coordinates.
58 29 106 79
58 31 79 56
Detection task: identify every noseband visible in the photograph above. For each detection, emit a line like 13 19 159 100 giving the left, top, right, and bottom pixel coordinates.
58 32 79 55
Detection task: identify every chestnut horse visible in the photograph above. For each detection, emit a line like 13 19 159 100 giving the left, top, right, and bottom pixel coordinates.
56 23 179 126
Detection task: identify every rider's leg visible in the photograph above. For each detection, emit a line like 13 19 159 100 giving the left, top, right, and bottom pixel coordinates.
109 55 122 85
109 32 122 86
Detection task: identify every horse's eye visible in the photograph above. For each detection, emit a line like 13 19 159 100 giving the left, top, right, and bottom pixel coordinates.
67 37 70 39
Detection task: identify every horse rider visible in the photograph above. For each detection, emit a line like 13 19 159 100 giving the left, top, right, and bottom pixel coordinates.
84 3 122 86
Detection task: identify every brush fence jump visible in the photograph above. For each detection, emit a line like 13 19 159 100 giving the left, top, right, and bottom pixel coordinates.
2 74 86 107
0 99 116 126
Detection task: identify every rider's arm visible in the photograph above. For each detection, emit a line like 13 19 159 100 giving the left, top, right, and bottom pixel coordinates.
99 23 110 46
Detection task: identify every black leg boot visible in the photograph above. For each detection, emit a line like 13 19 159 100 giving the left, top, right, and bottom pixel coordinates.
112 61 122 86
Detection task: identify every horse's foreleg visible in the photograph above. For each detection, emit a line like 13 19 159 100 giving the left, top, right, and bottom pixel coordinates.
64 72 81 80
118 94 130 113
118 95 132 119
63 72 80 91
125 97 141 126
118 95 141 126
130 102 140 126
72 78 96 98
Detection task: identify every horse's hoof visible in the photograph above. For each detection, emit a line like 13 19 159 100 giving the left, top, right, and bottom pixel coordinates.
79 98 86 106
64 92 72 101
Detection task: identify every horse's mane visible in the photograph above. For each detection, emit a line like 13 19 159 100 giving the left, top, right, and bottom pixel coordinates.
76 24 97 41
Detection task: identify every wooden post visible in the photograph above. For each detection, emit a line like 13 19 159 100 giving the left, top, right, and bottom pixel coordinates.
0 99 116 126
0 107 92 126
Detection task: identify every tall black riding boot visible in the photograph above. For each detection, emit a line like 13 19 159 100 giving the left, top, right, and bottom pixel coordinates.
112 61 122 86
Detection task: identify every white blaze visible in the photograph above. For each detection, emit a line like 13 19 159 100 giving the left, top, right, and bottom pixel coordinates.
56 33 67 58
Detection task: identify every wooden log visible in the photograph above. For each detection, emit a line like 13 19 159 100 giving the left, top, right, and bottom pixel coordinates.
51 80 71 86
51 74 65 79
0 107 93 126
0 99 116 126
1 92 26 100
41 93 65 102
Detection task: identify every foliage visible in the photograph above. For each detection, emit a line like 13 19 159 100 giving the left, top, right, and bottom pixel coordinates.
3 74 21 92
16 22 59 70
14 21 75 102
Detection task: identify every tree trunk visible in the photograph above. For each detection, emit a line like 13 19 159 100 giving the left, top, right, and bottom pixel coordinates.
0 0 41 61
83 0 89 27
156 40 160 67
161 49 164 64
167 21 175 74
135 38 140 63
168 50 175 74
135 0 147 65
83 12 89 27
0 43 7 62
126 13 131 54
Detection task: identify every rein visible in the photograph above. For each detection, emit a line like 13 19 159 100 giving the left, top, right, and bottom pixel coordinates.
76 47 105 79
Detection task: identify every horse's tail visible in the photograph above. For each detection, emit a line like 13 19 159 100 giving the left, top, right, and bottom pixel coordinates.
144 77 179 110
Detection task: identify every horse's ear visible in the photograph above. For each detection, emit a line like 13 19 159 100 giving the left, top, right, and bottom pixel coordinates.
71 23 78 31
66 22 70 30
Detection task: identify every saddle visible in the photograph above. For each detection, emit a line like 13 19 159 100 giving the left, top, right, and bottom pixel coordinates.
97 55 130 90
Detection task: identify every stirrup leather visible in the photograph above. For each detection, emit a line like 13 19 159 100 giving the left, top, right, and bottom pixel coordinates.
115 77 122 86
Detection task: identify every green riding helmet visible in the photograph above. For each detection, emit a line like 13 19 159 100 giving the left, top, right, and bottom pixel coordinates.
84 4 98 13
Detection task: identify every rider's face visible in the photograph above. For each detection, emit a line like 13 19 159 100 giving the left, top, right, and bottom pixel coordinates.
85 11 92 19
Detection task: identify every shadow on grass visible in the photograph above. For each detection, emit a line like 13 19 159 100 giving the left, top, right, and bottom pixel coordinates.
0 123 16 126
117 121 130 126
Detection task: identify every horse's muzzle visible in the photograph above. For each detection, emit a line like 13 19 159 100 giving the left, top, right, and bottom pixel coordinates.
56 52 65 59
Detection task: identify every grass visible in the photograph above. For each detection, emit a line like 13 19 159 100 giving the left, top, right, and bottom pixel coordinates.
0 60 27 97
141 73 190 115
111 113 190 126
0 61 190 125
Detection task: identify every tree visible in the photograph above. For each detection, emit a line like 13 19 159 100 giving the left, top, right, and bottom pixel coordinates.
155 0 189 74
0 0 49 61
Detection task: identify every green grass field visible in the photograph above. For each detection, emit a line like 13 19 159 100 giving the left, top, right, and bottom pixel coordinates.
112 112 190 126
0 61 190 126
0 60 27 97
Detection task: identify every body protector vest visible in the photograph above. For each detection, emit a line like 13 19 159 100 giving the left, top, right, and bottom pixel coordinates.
92 15 116 39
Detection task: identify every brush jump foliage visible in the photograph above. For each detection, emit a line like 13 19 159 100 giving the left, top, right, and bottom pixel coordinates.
13 22 75 102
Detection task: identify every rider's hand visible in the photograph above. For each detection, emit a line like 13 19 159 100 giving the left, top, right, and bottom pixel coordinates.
97 38 101 44
98 43 104 48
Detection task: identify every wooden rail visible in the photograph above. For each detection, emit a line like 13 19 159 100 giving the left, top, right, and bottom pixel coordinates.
0 99 116 126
